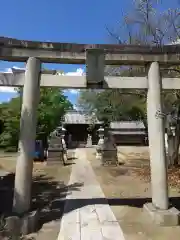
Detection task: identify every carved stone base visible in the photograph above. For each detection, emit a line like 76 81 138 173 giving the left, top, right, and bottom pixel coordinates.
102 150 118 166
144 203 180 226
46 150 64 165
5 210 39 237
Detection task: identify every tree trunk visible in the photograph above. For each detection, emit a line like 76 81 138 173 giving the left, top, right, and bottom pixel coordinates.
167 107 180 167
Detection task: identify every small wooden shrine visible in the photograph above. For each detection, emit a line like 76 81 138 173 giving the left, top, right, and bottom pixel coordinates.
62 110 147 147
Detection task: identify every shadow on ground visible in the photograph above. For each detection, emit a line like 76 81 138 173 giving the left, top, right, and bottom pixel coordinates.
1 172 180 231
0 173 83 230
61 196 180 215
31 174 83 228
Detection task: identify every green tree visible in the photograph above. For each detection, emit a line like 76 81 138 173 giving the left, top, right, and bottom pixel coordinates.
0 88 73 151
0 97 21 149
113 0 180 166
36 88 73 146
77 89 146 127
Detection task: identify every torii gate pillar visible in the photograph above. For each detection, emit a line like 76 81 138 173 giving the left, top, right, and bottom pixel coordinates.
144 62 179 225
147 62 168 210
13 57 41 214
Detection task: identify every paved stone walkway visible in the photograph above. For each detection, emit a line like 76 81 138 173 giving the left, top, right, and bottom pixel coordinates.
57 149 125 240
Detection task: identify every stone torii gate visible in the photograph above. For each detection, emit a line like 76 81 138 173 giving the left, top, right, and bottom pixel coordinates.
0 37 180 225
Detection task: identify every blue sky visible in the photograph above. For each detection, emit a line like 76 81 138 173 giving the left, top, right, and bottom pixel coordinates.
0 0 179 105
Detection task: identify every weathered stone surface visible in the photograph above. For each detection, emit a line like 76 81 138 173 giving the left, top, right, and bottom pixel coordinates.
21 210 39 235
147 62 169 210
13 57 41 215
143 203 180 226
101 134 118 166
1 36 180 54
5 216 21 237
102 150 118 166
96 134 104 159
48 138 63 150
47 134 64 164
47 151 64 165
5 210 39 236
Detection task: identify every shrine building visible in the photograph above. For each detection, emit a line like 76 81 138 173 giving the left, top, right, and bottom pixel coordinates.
62 110 147 147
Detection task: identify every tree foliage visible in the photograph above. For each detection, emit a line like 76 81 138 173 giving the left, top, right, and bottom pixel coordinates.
77 0 180 165
78 89 147 128
0 88 73 150
0 97 21 149
78 0 180 120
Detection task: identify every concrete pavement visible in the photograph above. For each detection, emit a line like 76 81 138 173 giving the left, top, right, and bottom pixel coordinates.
57 149 125 240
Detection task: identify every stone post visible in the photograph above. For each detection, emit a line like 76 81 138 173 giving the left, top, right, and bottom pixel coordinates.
86 49 105 88
146 62 168 210
13 57 41 214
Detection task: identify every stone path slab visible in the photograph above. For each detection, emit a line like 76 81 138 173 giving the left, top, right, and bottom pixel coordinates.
57 149 125 240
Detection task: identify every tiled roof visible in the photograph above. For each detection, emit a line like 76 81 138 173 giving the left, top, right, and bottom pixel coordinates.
63 110 101 124
110 121 145 129
63 110 145 129
110 131 145 135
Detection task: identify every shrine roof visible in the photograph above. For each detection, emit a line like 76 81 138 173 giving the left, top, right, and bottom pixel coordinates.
110 121 145 129
63 110 101 124
110 130 146 135
63 110 145 129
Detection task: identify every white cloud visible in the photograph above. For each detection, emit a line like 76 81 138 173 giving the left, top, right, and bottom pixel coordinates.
0 67 84 95
0 66 25 93
0 87 17 93
63 89 79 95
65 68 84 76
62 68 84 95
73 105 79 110
4 66 25 73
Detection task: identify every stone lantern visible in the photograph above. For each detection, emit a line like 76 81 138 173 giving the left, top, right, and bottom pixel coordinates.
57 126 67 150
102 133 118 166
98 126 104 141
96 126 118 166
57 125 68 164
86 111 96 148
96 126 104 159
47 129 65 165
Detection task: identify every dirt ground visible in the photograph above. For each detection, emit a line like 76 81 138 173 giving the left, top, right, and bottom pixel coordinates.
87 146 180 240
1 148 180 239
0 151 73 239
